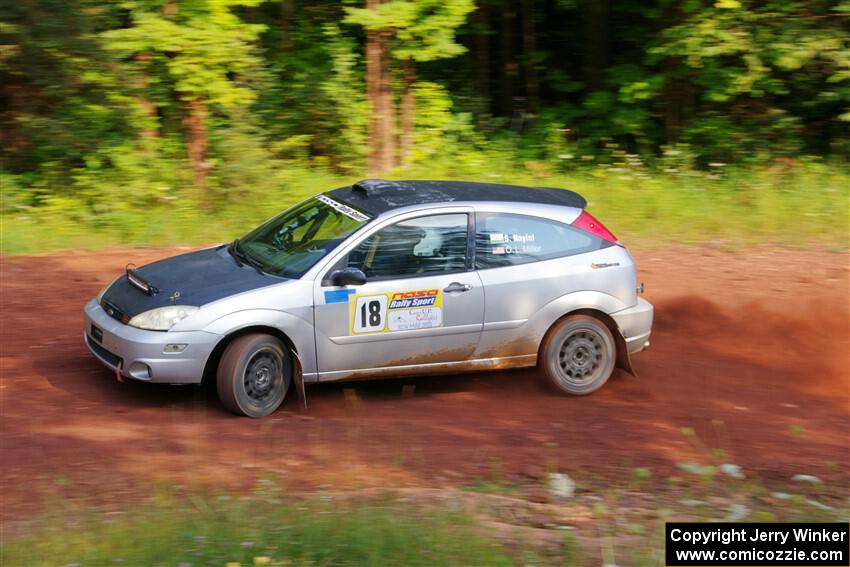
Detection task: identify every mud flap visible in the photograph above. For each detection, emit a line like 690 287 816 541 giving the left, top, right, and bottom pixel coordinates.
614 331 637 377
292 352 307 409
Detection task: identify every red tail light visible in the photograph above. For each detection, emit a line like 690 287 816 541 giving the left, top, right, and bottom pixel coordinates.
571 210 618 244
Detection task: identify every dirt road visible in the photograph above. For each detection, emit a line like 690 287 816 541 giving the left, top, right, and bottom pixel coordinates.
1 245 848 522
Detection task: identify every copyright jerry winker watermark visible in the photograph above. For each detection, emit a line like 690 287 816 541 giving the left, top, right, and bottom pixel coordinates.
665 522 849 566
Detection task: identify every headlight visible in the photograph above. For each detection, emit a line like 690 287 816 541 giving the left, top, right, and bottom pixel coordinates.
128 306 199 331
96 276 121 305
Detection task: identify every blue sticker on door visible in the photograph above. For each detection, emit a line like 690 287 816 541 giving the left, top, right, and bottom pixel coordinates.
324 289 355 304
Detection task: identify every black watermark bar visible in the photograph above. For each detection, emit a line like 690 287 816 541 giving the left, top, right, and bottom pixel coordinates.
666 523 849 566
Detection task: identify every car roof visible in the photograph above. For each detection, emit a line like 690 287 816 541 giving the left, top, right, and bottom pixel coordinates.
327 179 587 216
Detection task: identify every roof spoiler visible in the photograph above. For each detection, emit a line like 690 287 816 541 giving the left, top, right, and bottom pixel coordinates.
537 187 586 209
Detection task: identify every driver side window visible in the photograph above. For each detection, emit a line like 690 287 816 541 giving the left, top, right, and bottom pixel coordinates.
347 213 469 279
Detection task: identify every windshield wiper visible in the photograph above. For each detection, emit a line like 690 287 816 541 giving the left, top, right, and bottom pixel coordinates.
228 239 245 267
229 239 265 275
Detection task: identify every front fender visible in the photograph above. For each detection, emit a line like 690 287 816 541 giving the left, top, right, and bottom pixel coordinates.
203 308 317 376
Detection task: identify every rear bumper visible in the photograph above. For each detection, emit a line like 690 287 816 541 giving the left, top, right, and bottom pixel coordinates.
611 297 653 354
83 299 219 384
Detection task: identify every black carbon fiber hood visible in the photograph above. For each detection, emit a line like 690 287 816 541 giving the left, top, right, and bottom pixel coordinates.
101 246 281 318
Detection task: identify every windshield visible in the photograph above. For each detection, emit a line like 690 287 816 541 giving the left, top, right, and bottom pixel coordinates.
236 195 370 278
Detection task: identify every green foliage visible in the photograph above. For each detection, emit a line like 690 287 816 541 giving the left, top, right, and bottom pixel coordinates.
1 0 848 242
0 1 131 185
407 81 488 166
344 0 475 62
393 0 475 62
652 0 850 160
5 479 846 566
315 23 370 170
102 0 266 107
258 13 368 173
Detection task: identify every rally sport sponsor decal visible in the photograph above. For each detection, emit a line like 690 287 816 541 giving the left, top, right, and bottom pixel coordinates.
349 288 443 335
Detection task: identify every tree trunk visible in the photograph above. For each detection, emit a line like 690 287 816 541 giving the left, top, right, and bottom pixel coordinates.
580 0 608 92
377 29 394 173
399 58 415 168
366 0 379 174
163 0 177 17
134 52 158 145
183 98 209 206
366 0 382 174
138 98 158 140
500 4 517 116
659 3 695 145
521 0 538 114
472 0 490 106
281 0 294 53
663 58 683 145
365 0 394 176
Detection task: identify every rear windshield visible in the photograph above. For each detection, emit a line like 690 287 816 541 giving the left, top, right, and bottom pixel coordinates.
237 196 370 278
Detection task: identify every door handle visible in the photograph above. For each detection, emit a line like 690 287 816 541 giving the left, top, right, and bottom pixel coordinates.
443 282 472 293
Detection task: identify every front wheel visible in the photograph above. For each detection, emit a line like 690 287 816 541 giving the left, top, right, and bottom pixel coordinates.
538 314 616 395
216 334 292 417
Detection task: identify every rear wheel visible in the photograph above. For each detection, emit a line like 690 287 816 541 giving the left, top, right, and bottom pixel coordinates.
216 334 291 417
539 314 616 395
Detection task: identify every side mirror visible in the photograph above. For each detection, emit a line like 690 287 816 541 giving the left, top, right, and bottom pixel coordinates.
330 267 367 286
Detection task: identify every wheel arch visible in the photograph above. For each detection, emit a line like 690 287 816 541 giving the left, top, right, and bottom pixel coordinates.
202 325 299 385
538 307 636 377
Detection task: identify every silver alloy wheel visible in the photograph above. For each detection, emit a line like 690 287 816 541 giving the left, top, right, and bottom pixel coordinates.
540 314 616 396
217 334 292 417
557 328 605 386
243 347 282 403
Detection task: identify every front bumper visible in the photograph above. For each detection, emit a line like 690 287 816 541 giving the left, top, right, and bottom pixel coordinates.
83 299 220 384
611 297 653 354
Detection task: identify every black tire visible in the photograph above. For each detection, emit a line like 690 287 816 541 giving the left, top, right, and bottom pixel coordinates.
538 314 616 395
216 333 292 417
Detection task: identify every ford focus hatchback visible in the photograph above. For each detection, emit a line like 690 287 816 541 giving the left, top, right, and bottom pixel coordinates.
84 179 653 417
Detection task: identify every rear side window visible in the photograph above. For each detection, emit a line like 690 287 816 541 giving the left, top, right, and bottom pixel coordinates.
475 212 605 269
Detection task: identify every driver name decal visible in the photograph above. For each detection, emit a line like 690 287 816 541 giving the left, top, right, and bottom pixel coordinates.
350 288 443 334
315 194 370 222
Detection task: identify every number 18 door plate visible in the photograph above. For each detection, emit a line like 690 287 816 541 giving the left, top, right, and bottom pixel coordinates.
349 288 443 335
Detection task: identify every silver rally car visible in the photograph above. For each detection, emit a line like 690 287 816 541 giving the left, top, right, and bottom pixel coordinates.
84 179 653 417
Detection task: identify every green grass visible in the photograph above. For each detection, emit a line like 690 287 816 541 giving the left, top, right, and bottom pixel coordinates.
1 163 848 255
5 475 847 566
2 491 534 567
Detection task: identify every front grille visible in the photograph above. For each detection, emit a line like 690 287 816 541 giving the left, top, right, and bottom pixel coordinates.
86 334 122 368
101 299 127 323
